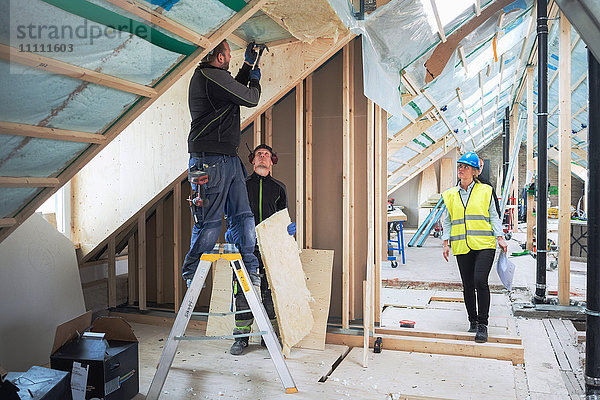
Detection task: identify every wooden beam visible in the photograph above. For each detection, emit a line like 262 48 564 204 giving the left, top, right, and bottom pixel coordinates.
0 0 269 246
264 108 273 148
558 12 571 306
104 0 212 48
388 137 447 183
348 43 356 320
305 76 313 249
253 115 262 147
373 104 383 325
241 33 356 130
365 98 376 361
127 234 136 306
342 44 351 329
388 142 456 195
108 236 117 308
377 108 387 324
0 44 157 98
137 214 147 311
458 46 468 74
295 82 304 250
374 327 522 345
0 121 105 144
326 332 524 365
475 0 481 16
173 183 182 312
429 0 447 43
388 119 436 152
0 218 16 228
227 34 248 49
0 177 59 187
156 200 164 304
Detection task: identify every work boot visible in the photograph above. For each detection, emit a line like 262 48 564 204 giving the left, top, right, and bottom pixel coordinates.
475 324 488 343
468 321 477 333
230 337 249 355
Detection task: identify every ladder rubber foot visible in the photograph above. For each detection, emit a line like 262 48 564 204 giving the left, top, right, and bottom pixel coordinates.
286 387 298 394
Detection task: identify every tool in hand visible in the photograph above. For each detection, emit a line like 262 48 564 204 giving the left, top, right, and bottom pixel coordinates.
248 42 269 70
187 169 209 223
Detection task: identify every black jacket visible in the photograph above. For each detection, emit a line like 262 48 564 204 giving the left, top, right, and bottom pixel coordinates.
188 63 261 155
246 172 287 225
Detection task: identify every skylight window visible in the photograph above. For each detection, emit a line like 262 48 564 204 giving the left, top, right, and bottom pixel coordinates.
421 0 476 38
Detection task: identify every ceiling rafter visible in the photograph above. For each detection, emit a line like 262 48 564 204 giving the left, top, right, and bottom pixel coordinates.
0 177 60 188
0 219 17 228
0 121 106 144
0 44 157 98
429 0 446 43
0 0 270 243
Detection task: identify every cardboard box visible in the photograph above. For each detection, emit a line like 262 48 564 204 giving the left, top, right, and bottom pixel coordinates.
50 312 139 400
4 366 70 400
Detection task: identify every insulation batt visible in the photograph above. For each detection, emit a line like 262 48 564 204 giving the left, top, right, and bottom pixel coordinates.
255 209 314 356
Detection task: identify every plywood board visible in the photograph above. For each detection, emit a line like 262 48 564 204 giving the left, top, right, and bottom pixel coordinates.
256 210 314 355
0 213 86 370
206 259 260 343
418 164 438 226
439 158 454 192
297 249 334 351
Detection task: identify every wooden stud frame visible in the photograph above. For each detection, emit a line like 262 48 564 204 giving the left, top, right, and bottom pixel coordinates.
305 76 313 249
558 12 571 306
342 45 351 329
295 82 304 250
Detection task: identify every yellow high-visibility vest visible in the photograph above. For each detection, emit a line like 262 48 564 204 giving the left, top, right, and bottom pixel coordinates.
442 182 496 255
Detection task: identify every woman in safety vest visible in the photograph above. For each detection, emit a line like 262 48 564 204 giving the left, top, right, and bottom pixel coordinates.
441 152 508 343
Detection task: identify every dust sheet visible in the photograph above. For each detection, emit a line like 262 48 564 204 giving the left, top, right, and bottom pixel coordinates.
256 210 314 355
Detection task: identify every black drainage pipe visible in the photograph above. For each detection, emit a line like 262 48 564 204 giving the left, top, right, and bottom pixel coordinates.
585 48 600 396
534 0 548 304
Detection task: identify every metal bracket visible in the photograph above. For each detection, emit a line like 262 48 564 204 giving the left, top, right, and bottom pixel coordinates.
536 283 547 290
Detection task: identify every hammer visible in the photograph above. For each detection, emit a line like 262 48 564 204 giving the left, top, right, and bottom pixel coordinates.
248 42 269 70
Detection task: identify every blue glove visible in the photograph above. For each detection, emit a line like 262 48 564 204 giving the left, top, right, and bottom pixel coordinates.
250 68 261 82
245 43 257 65
287 222 296 236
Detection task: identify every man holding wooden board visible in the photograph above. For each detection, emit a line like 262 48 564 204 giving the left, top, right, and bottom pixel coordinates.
226 144 296 355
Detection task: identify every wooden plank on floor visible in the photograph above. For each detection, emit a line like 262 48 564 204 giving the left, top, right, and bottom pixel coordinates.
430 296 464 303
326 332 524 365
374 327 522 345
550 319 581 372
543 319 570 371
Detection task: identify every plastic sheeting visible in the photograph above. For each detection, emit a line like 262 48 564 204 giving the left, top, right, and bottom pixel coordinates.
329 0 539 185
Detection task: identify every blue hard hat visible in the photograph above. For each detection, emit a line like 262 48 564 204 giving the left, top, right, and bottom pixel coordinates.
457 152 481 169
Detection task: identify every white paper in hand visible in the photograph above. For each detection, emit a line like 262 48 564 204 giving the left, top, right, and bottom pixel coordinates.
497 251 515 290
